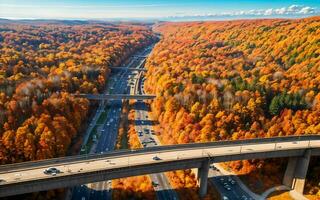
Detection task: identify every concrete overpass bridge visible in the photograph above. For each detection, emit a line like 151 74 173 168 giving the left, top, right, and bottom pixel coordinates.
73 94 156 100
0 135 319 198
109 67 147 72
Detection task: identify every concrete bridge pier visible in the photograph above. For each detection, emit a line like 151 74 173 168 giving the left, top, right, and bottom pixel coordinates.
102 99 105 107
283 149 311 194
197 159 210 199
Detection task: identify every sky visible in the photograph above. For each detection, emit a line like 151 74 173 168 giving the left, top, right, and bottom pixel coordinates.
0 0 319 21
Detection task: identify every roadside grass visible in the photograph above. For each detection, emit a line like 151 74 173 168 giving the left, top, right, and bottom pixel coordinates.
116 100 129 150
80 125 98 154
97 111 108 124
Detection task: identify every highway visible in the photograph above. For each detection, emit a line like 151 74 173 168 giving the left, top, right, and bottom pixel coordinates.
71 45 155 200
129 46 179 200
134 102 179 200
0 136 320 198
208 166 254 200
133 100 179 199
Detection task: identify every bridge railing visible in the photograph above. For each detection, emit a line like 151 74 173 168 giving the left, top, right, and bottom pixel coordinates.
0 135 319 172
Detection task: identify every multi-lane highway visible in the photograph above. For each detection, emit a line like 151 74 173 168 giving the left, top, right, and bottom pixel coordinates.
130 48 179 200
71 45 156 200
134 102 179 200
209 166 255 200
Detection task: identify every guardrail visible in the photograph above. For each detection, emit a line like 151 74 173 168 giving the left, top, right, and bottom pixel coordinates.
0 135 319 172
109 67 147 71
73 94 156 100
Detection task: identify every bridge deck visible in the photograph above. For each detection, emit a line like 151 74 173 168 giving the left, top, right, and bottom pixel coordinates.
109 67 147 71
73 94 156 100
0 135 319 197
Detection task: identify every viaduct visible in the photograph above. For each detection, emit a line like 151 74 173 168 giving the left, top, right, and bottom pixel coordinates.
0 135 319 198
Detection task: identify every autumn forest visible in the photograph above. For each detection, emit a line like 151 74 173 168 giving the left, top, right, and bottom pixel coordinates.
0 22 156 163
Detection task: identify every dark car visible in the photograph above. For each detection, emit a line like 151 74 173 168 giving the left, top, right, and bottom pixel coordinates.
153 156 161 161
152 181 159 187
43 167 60 175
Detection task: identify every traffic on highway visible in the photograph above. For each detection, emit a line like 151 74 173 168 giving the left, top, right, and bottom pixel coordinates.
209 165 255 200
133 77 179 200
71 44 157 200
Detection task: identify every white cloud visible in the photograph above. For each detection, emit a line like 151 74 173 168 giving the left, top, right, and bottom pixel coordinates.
299 7 315 14
232 5 317 16
168 4 318 19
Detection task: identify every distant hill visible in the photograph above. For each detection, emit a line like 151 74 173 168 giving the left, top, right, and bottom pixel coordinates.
0 18 155 26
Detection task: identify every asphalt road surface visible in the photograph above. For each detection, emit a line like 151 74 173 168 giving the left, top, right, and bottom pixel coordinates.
208 166 254 200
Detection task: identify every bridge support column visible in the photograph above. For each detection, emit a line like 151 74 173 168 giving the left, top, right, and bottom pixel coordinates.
102 99 105 107
198 159 209 199
283 149 311 194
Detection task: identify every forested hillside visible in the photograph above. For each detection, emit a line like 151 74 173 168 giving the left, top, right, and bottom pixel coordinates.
0 23 156 163
145 17 320 195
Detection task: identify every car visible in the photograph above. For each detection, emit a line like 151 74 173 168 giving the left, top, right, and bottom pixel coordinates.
224 185 231 191
153 156 161 161
43 167 60 174
152 181 159 187
223 196 229 200
241 196 248 200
